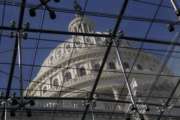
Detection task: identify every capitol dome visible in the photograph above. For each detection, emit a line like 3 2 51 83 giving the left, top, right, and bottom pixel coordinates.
26 14 175 104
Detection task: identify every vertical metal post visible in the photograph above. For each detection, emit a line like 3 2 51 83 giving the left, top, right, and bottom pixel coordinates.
113 38 136 106
17 32 24 103
170 0 180 16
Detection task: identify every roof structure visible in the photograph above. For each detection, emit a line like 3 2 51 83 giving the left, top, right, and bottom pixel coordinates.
0 0 180 120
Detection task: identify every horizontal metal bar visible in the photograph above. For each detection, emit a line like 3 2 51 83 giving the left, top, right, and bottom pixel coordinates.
0 107 179 119
0 26 112 37
1 26 180 46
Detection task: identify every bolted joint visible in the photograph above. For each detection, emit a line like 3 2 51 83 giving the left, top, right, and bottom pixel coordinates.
29 8 36 17
167 24 175 32
29 99 35 106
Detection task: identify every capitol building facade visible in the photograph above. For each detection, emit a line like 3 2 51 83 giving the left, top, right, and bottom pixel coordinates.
24 14 178 120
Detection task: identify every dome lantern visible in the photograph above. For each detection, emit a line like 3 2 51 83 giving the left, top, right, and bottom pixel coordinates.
68 1 95 33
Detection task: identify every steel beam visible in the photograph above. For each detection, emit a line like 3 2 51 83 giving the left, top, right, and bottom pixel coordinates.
80 1 129 120
157 79 180 120
1 0 26 120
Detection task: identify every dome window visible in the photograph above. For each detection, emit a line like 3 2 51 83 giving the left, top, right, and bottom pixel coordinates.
64 72 72 81
42 86 47 95
123 62 129 70
108 62 116 69
78 67 86 76
136 64 143 70
53 78 59 89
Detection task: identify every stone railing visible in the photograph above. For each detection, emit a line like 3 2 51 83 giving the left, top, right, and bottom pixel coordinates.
43 71 122 97
25 99 120 112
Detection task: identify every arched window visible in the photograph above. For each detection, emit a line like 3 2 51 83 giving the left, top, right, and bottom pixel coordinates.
78 67 86 76
84 23 88 33
123 62 129 69
53 79 59 89
136 64 143 70
42 86 47 95
64 72 72 81
108 62 116 69
65 44 71 53
93 63 100 72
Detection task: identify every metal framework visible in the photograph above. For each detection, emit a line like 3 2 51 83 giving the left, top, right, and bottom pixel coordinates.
0 0 180 120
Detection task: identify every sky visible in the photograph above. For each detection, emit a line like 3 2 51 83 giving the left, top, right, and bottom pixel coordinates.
0 0 180 96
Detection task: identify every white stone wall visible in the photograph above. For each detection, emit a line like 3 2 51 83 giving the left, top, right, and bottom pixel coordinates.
26 42 172 97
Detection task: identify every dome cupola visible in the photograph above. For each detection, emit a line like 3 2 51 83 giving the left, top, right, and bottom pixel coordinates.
68 1 95 33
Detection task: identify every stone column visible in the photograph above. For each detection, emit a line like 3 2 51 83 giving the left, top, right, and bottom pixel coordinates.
58 70 63 86
112 87 121 111
81 23 85 33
